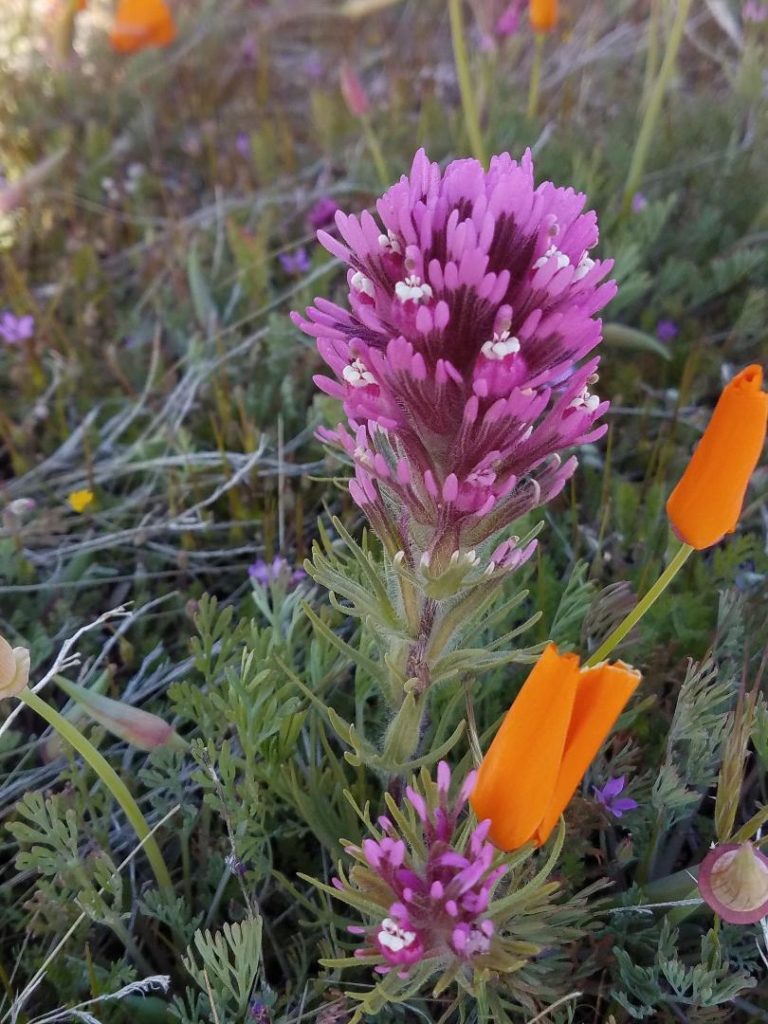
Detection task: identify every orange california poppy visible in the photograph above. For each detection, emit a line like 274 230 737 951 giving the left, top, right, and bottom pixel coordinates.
666 365 768 550
470 643 641 850
529 0 558 32
109 0 176 54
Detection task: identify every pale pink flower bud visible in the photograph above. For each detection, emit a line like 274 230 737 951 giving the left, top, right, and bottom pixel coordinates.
0 636 30 699
340 61 370 117
57 677 184 751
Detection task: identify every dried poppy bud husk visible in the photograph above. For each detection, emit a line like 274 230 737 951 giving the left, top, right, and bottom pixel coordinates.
698 842 768 925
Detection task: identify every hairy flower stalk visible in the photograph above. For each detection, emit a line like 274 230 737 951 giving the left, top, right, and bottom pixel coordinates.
295 150 615 764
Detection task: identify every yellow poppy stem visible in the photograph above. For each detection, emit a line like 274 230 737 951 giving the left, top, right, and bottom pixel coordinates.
621 0 694 215
584 542 693 668
448 0 487 165
18 687 173 893
527 33 545 120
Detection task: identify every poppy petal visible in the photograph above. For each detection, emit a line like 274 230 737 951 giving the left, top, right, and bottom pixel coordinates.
534 660 641 844
470 643 580 850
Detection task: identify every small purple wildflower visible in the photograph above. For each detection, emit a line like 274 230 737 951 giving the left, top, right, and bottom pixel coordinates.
294 149 616 555
0 311 35 345
302 53 325 81
339 762 506 975
656 319 679 343
235 132 251 159
279 247 311 276
307 196 339 231
249 555 306 587
631 192 648 213
495 0 522 37
593 776 638 819
744 1 768 22
248 1000 272 1024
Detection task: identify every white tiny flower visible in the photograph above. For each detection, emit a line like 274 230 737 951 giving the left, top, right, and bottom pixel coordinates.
377 918 417 954
570 386 601 412
395 275 433 304
481 331 521 361
378 230 402 255
533 245 570 271
342 358 376 388
573 255 595 281
350 271 375 298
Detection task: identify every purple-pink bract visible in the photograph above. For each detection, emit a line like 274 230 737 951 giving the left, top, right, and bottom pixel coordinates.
294 150 615 554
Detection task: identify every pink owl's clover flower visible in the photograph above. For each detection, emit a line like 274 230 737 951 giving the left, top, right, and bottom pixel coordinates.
294 149 615 557
339 762 505 975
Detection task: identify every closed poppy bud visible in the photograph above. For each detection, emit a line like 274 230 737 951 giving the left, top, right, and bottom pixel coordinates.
666 365 768 549
470 643 641 849
110 0 176 54
56 677 185 751
529 0 558 32
699 842 768 925
0 636 30 699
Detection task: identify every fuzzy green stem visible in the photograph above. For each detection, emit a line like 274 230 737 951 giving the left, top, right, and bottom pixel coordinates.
448 0 487 165
19 688 173 893
527 33 545 120
621 0 694 214
584 542 693 667
360 116 390 190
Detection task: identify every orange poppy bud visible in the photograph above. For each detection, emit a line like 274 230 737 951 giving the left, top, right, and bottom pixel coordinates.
109 0 176 54
529 0 558 32
666 365 768 550
470 643 641 849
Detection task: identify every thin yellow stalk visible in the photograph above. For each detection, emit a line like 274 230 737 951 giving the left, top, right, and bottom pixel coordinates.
584 542 693 667
527 33 546 120
448 0 487 164
622 0 695 214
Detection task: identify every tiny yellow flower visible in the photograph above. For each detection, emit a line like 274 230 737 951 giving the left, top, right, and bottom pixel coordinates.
67 489 94 513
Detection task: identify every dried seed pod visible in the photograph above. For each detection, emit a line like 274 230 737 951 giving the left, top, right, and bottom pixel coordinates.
698 842 768 925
